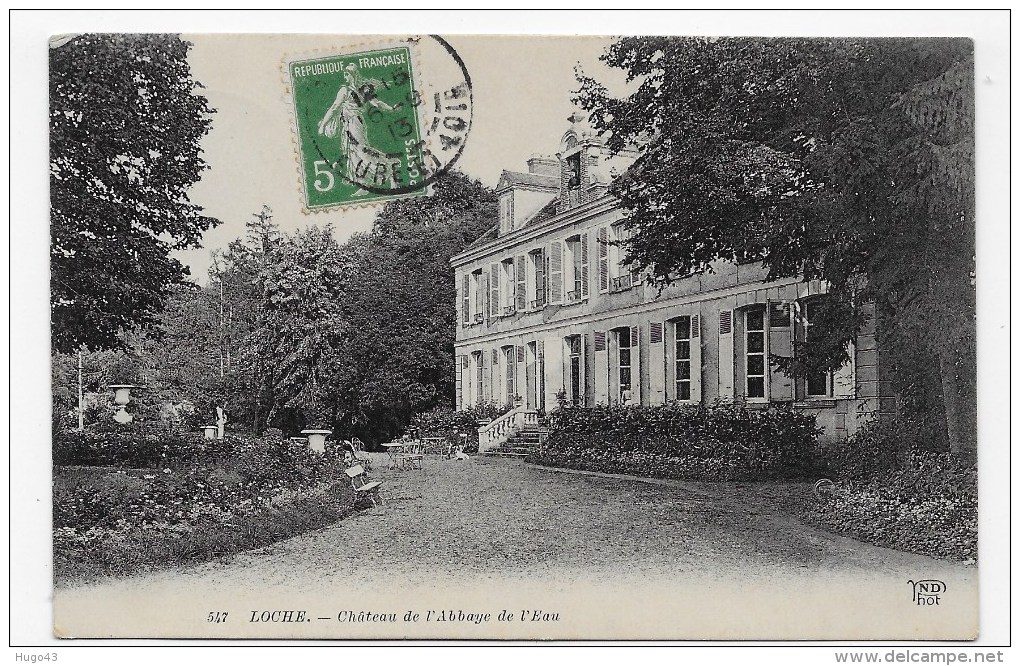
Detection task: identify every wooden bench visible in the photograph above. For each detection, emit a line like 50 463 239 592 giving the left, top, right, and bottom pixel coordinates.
345 465 384 507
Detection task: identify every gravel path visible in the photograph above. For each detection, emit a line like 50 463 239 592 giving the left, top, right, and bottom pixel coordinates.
54 454 977 640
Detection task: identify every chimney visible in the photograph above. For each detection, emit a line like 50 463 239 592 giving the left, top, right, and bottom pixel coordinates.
526 154 559 177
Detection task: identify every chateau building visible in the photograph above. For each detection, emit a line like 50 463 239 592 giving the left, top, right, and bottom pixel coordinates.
451 113 895 446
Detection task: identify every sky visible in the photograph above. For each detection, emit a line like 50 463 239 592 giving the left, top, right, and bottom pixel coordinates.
176 34 623 283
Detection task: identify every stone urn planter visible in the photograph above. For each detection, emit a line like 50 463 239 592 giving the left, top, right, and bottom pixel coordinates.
301 429 332 454
108 384 138 424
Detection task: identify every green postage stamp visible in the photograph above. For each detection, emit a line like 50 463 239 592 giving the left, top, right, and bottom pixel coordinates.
288 46 428 209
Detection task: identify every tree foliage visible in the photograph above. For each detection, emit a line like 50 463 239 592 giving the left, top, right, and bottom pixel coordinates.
50 33 219 353
577 37 975 459
338 172 498 440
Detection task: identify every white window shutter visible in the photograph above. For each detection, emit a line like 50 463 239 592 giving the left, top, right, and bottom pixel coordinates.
543 335 564 410
455 354 463 409
690 314 703 403
832 341 856 398
489 262 499 318
597 227 610 293
515 255 526 311
593 330 609 404
534 249 546 307
648 321 665 405
580 232 590 299
718 309 734 401
629 324 641 405
768 301 795 401
481 350 490 402
549 241 563 303
578 333 587 406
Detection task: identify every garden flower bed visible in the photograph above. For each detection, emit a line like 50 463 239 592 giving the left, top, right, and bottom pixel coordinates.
52 433 360 585
803 418 977 561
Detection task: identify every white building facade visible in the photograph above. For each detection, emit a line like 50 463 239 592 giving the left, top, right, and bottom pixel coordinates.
451 115 894 443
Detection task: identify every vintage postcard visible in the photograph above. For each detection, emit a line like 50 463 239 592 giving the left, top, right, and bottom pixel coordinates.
35 23 1006 646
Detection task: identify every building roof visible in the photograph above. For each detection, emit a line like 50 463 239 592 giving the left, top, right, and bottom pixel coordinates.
496 170 558 191
520 197 560 228
463 224 499 252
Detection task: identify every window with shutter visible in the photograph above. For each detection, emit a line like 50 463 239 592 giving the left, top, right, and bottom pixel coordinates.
532 248 546 308
594 331 607 351
745 306 767 400
597 227 610 293
500 258 516 315
472 270 484 324
473 351 483 403
674 317 692 401
461 274 470 324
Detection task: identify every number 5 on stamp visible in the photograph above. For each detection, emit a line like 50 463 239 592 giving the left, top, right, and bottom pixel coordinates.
287 46 427 210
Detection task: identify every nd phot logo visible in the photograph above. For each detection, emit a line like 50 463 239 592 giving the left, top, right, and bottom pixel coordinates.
907 579 946 606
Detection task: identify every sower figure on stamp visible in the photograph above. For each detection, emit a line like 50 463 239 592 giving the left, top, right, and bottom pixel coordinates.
317 63 396 194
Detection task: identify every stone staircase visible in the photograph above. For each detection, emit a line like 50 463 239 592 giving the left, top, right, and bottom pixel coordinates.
482 423 548 458
477 405 548 457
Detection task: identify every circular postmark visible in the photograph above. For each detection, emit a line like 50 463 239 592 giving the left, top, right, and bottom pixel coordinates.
286 35 473 210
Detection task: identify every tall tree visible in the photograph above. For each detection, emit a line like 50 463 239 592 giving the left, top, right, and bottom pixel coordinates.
339 172 497 441
577 38 975 460
50 33 219 353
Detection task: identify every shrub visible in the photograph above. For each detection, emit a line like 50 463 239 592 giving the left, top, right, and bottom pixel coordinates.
819 414 949 481
531 402 822 481
52 427 234 468
806 416 977 561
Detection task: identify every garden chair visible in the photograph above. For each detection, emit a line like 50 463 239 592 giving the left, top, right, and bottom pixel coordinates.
346 438 373 471
345 464 384 507
421 436 445 456
394 439 425 471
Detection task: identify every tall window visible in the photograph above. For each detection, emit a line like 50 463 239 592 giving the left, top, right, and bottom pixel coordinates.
501 258 515 314
617 327 633 402
567 335 582 405
528 249 545 309
745 306 766 399
565 235 583 302
471 269 483 323
472 351 483 403
675 316 692 401
804 299 832 397
504 346 516 402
